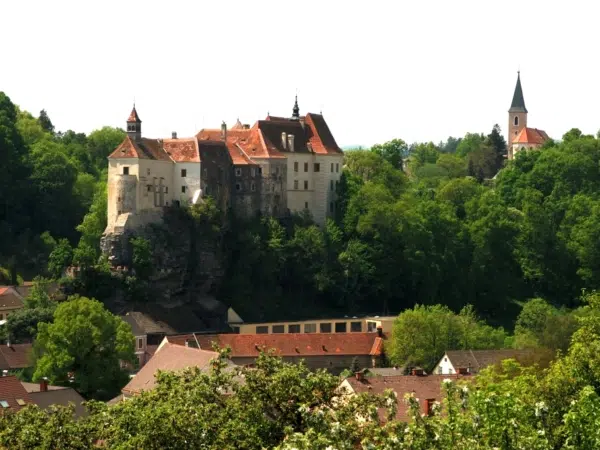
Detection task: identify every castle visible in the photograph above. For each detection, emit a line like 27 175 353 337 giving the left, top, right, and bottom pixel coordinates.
105 98 344 235
507 72 549 159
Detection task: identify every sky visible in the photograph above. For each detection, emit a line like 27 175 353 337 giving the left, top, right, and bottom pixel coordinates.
2 0 599 148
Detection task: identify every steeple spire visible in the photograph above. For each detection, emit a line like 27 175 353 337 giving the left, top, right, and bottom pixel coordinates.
509 71 528 113
126 104 142 141
291 95 300 121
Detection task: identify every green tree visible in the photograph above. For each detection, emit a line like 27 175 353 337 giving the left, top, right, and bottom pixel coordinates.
131 236 153 280
48 239 73 279
38 109 54 133
33 296 135 399
371 138 408 170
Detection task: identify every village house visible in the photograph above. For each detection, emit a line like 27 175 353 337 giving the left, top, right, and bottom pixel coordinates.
21 379 87 419
0 376 34 413
231 315 396 335
507 72 549 159
162 331 386 374
0 286 24 321
339 370 472 422
104 97 344 237
0 343 33 373
433 349 536 375
114 341 231 402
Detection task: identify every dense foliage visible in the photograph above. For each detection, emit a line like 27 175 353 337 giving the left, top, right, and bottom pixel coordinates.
2 292 600 449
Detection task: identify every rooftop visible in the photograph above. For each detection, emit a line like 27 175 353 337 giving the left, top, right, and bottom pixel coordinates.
443 349 537 372
0 343 33 370
0 376 34 412
513 127 549 146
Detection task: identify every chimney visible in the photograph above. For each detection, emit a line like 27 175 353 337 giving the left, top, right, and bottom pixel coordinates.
376 326 383 337
221 121 227 141
287 134 295 152
171 131 178 139
281 132 287 149
40 377 48 392
411 368 424 376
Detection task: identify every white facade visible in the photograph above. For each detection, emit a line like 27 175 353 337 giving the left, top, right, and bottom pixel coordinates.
432 352 456 375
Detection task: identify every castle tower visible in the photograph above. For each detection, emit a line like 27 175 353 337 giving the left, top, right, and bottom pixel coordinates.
508 72 527 152
126 105 142 141
291 95 300 121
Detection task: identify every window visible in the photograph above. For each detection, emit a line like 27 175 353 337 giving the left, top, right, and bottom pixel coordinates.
289 324 300 333
367 321 377 332
258 167 262 175
514 116 519 126
204 185 210 195
275 166 279 175
147 185 152 192
165 186 168 194
335 180 339 191
304 323 316 333
137 338 143 349
251 182 256 192
294 162 299 172
294 180 298 190
329 202 334 213
256 326 269 334
0 401 8 408
438 367 443 374
203 168 208 177
123 167 129 175
251 167 256 177
304 162 309 172
304 201 308 209
16 399 26 406
330 180 334 191
314 163 320 172
181 186 186 193
235 168 242 177
147 168 151 175
335 322 347 333
444 357 448 362
272 325 285 334
304 180 308 190
350 321 362 332
331 163 334 172
181 169 187 177
236 183 242 192
336 163 339 173
320 323 332 333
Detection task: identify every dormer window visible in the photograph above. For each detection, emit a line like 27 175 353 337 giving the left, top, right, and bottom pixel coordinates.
514 116 519 126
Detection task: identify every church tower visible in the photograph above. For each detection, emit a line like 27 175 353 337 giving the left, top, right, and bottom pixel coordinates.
508 72 527 151
126 105 142 141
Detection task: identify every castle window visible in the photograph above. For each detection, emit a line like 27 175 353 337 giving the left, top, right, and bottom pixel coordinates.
181 186 186 193
314 163 320 172
304 201 308 209
258 167 262 175
304 180 308 190
294 180 298 190
123 167 129 175
329 202 334 213
147 185 152 192
236 183 242 192
205 185 210 195
330 180 334 191
331 163 334 172
235 168 242 177
251 167 256 177
336 163 339 173
203 168 208 177
181 169 187 177
304 162 309 172
147 168 150 175
514 116 519 126
250 182 256 192
165 186 168 194
294 162 299 172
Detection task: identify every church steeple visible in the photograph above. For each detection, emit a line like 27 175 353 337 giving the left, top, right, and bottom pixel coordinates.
291 95 300 121
509 71 528 113
126 105 142 141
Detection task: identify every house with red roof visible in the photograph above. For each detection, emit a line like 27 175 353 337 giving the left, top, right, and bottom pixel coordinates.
0 376 34 413
0 286 24 321
105 96 343 236
162 331 385 374
507 72 550 159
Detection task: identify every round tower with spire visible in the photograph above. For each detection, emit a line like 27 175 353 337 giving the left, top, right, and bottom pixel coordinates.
508 72 527 153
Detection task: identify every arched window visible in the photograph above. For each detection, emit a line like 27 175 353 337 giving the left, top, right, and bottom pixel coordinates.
514 116 519 126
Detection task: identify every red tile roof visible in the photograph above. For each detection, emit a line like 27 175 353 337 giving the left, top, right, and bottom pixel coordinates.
0 287 24 309
108 136 172 161
0 376 34 412
162 138 200 163
127 106 141 123
168 333 384 358
0 344 33 370
121 342 223 395
304 113 343 155
513 127 549 145
343 374 472 422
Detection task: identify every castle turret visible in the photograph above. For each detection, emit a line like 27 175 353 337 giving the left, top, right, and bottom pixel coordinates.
508 72 527 152
126 105 142 141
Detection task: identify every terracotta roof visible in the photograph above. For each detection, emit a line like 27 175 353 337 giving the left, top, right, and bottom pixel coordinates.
443 349 536 373
122 312 177 336
196 128 263 164
29 388 87 418
145 345 158 360
122 342 224 395
513 127 549 145
168 333 384 358
127 106 141 123
162 138 200 162
343 374 471 422
0 344 33 370
0 376 34 412
0 287 23 309
304 113 343 155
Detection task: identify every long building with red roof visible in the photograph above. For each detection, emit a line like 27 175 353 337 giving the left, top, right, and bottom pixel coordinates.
105 97 343 234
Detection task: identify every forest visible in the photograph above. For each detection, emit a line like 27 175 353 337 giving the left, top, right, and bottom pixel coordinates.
3 89 600 329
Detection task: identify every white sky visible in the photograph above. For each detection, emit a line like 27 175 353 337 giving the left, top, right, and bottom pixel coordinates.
2 0 599 148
